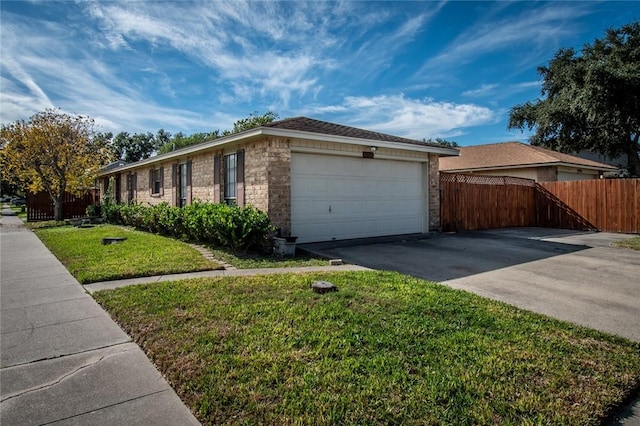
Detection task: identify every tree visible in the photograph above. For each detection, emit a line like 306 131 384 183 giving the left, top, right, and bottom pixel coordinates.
109 131 159 163
424 137 459 148
225 110 279 135
157 130 221 154
508 22 640 176
157 111 280 154
0 109 110 220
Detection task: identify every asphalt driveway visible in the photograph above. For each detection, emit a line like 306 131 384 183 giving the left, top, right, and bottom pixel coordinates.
302 227 640 342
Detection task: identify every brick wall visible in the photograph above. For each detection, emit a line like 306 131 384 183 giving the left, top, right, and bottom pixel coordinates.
244 141 269 212
191 152 214 201
265 137 291 235
428 154 440 231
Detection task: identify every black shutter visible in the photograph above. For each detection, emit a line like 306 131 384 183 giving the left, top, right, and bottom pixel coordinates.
186 160 192 205
159 166 164 196
172 163 178 206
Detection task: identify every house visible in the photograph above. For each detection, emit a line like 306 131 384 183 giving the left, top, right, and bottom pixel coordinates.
439 141 617 182
98 117 458 243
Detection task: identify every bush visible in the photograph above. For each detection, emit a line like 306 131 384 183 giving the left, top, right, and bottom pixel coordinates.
103 200 274 252
86 204 101 217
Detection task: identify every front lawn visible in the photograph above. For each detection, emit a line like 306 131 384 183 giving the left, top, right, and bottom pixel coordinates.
93 271 640 425
614 236 640 250
35 225 221 283
208 247 329 269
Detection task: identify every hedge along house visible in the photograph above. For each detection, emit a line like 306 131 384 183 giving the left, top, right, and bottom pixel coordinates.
98 117 459 243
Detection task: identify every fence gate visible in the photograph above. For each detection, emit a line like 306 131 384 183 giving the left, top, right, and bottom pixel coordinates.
440 174 537 232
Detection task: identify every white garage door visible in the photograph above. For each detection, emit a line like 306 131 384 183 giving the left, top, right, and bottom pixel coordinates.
291 153 425 243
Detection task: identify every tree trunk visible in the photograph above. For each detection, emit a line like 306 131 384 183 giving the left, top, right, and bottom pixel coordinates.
53 195 63 221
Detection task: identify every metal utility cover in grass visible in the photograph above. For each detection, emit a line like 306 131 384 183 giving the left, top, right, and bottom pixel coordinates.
101 237 127 245
311 281 338 294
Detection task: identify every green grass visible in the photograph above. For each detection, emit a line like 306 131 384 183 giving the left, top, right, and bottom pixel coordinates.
208 247 329 269
614 236 640 250
93 271 640 425
35 224 221 283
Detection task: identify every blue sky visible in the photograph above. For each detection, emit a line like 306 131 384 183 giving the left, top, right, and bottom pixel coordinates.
1 1 638 146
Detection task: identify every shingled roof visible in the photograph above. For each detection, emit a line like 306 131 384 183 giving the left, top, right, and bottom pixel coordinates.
440 142 617 172
264 116 441 148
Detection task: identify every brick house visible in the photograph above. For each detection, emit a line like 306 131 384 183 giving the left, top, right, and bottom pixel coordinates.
98 117 458 243
439 142 617 182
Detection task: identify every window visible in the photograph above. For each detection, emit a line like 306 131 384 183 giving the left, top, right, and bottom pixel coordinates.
224 153 237 204
179 163 188 207
149 167 164 195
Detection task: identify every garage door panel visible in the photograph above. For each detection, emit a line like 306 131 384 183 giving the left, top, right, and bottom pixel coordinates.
292 153 425 243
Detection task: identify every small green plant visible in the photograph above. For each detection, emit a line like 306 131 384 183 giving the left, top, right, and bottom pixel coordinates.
101 177 122 223
614 236 640 250
86 204 101 217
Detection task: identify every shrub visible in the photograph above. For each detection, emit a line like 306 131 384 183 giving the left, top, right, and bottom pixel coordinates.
103 200 274 252
86 204 101 217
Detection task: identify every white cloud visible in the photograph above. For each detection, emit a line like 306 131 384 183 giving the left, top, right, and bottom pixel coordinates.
462 84 500 97
315 94 496 140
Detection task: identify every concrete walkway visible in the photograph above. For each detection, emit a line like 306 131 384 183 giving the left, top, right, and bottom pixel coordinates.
0 211 200 425
84 264 370 294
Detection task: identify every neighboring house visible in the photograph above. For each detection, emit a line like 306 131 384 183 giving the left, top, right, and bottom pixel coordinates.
574 150 631 177
98 117 458 243
439 142 616 182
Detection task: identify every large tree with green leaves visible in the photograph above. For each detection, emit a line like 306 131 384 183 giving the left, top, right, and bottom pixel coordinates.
0 109 110 220
508 22 640 176
157 111 279 154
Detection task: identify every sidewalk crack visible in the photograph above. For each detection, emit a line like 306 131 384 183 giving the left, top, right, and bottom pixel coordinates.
0 350 125 403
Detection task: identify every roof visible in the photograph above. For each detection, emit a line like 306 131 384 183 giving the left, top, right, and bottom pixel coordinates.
99 116 458 175
264 116 441 148
439 142 617 172
101 160 128 171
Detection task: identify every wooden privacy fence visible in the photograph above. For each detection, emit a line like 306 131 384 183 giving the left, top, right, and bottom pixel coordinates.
538 179 639 233
27 190 99 222
440 174 537 232
440 174 639 234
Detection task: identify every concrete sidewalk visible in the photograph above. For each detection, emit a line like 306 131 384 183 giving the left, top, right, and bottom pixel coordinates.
0 212 200 425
